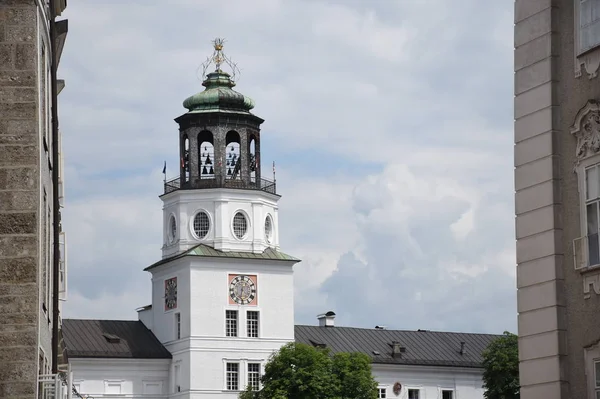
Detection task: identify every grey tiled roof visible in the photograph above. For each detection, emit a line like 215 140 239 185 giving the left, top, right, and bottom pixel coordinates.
62 319 500 366
294 325 501 368
144 243 300 271
62 319 172 359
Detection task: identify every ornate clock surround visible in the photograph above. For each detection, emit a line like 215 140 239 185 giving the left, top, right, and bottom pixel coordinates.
228 274 258 306
164 276 178 311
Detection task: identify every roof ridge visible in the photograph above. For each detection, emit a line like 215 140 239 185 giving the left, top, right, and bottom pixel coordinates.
294 324 503 336
63 318 141 323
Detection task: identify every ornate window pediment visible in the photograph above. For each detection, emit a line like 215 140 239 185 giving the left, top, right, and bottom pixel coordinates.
571 100 600 161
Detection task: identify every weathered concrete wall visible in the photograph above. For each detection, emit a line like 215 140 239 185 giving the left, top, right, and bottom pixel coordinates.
0 0 52 397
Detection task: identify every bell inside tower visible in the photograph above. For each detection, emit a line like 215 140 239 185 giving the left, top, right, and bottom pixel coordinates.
163 38 274 196
199 130 214 179
225 131 241 180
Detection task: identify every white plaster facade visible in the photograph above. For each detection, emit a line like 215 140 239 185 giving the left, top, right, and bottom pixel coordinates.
69 359 171 398
143 257 294 397
373 364 485 399
161 188 280 258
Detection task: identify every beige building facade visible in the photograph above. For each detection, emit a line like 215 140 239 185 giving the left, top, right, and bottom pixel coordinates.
0 0 68 397
515 0 600 398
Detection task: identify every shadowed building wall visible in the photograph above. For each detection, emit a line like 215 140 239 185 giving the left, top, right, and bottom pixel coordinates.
0 0 67 397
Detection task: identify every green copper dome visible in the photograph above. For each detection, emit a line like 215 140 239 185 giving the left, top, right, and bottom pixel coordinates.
182 70 255 114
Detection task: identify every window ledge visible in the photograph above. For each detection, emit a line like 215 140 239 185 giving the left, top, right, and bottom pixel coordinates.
579 264 600 274
576 45 600 80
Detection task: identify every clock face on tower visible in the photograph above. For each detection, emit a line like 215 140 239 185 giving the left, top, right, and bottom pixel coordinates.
228 274 257 305
164 277 178 311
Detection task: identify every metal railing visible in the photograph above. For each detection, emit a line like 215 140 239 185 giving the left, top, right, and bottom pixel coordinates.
164 175 276 195
39 374 68 399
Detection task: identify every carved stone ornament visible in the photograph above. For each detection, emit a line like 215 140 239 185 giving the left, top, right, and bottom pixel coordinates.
583 271 600 299
571 100 600 161
576 51 600 80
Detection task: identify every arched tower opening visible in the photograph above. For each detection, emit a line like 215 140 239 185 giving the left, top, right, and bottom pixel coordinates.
226 130 241 180
181 134 190 183
198 130 214 179
249 135 257 183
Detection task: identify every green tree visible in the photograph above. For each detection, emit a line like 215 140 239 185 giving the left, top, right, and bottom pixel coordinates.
332 352 378 399
240 342 377 399
481 331 520 399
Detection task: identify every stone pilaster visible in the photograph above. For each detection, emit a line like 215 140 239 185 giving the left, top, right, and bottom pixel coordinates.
514 1 569 398
0 1 43 397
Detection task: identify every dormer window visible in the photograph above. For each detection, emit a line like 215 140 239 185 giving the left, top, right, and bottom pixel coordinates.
102 332 121 344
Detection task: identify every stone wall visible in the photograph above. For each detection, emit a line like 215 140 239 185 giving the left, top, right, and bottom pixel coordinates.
0 1 50 397
515 0 600 398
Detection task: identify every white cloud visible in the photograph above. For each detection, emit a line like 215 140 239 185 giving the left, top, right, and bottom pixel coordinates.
59 0 515 334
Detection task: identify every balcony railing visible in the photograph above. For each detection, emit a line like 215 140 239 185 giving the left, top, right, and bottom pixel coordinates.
39 374 68 399
163 176 277 195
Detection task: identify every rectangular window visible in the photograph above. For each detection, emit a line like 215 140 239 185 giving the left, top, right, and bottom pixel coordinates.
586 165 600 266
378 388 387 398
226 363 239 391
579 0 600 54
175 312 181 340
174 364 181 393
42 194 47 313
247 363 261 391
442 390 454 399
247 311 259 338
46 205 51 319
595 360 600 397
226 310 238 337
408 389 420 399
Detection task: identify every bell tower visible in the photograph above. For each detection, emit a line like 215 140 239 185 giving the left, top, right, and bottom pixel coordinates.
143 39 300 397
161 39 279 257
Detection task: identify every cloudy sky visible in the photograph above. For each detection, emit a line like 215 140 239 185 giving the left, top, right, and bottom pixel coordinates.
59 0 515 334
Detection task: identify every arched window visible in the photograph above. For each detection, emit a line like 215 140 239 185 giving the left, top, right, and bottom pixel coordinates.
198 130 214 179
182 134 190 182
249 135 257 183
225 131 241 180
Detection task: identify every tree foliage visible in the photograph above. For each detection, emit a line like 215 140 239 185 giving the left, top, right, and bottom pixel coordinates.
240 342 377 399
481 331 520 399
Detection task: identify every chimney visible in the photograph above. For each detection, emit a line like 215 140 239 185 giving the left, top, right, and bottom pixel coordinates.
460 341 466 355
391 341 406 357
317 311 336 327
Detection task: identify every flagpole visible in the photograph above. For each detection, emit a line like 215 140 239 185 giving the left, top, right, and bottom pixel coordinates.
273 161 276 184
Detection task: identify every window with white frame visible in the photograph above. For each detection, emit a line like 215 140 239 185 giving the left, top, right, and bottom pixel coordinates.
226 363 239 391
104 381 122 395
226 310 238 337
175 312 181 340
378 388 387 398
586 164 600 266
247 311 259 338
441 389 454 399
408 388 420 399
579 0 600 54
247 363 261 390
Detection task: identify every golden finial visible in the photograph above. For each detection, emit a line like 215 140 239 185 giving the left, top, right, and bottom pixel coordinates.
199 37 241 82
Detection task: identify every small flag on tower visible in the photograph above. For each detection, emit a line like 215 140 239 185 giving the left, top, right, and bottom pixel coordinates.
162 161 166 175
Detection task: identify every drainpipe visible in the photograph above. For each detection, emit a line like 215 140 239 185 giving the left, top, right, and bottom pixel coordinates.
49 0 61 374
